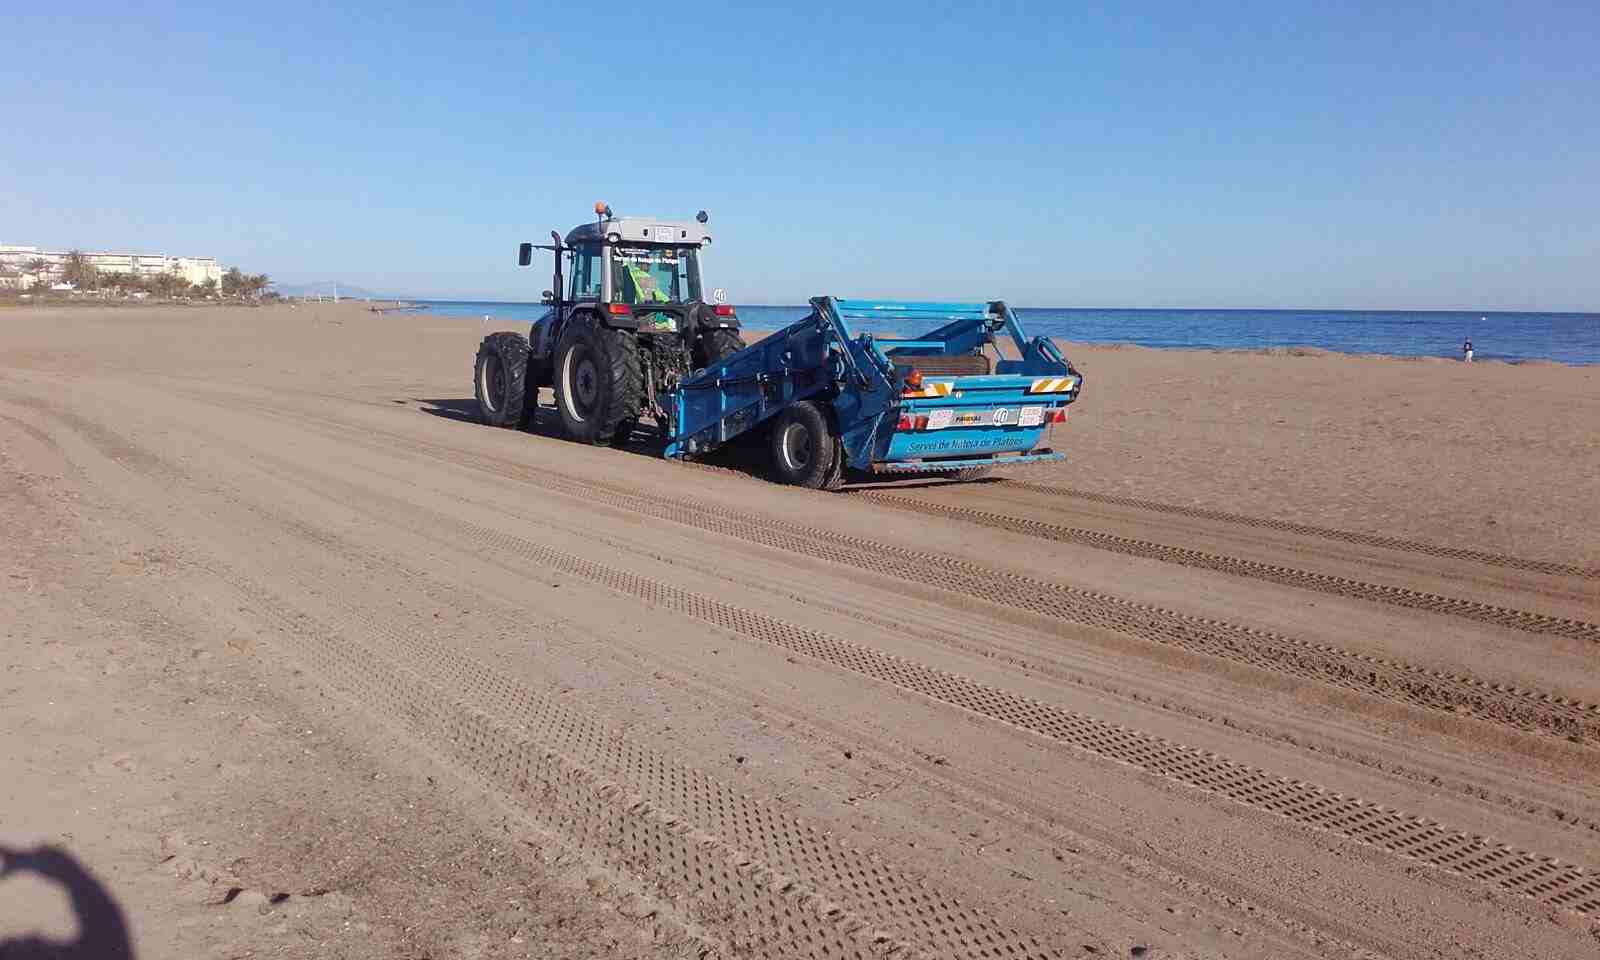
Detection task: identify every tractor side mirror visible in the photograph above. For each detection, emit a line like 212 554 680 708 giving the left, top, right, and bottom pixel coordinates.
541 290 555 304
517 242 533 267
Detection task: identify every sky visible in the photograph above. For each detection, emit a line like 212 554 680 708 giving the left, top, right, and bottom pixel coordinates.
3 2 1597 309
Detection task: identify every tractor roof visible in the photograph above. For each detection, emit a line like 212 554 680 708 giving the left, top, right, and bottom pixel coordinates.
565 216 712 248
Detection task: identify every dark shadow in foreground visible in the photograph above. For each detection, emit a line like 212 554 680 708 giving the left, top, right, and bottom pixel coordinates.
1 845 135 959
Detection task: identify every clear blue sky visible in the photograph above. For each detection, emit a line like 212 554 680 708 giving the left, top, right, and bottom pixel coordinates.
3 2 1596 308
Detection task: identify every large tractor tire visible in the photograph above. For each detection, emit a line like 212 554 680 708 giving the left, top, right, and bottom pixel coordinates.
694 328 746 369
768 401 845 490
553 314 643 446
474 332 534 429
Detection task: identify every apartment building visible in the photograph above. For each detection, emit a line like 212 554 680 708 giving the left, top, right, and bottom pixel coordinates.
0 244 224 289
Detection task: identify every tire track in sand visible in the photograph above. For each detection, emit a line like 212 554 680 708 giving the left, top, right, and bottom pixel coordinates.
999 480 1599 580
16 388 1590 955
854 491 1600 643
239 401 1598 746
99 387 1597 922
213 422 1600 850
267 464 1600 921
0 394 1062 960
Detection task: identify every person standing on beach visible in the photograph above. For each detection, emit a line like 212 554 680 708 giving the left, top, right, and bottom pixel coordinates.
1462 337 1473 363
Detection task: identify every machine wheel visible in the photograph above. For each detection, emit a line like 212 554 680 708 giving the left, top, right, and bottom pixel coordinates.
554 314 643 445
474 332 534 429
769 401 844 490
694 328 746 369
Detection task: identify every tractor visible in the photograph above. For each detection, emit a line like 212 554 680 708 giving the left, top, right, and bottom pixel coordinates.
474 203 746 445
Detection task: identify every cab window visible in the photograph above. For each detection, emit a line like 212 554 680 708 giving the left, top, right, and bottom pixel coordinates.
567 244 602 300
610 246 701 304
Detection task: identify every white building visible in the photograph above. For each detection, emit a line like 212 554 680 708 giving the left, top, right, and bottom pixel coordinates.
0 244 225 289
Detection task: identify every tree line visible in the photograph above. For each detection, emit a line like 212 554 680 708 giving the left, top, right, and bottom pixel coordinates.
21 251 271 300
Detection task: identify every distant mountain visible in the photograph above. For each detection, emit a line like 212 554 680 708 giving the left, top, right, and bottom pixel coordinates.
272 281 400 300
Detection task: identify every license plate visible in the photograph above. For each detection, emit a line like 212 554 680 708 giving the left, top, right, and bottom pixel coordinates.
1019 405 1044 427
926 408 955 430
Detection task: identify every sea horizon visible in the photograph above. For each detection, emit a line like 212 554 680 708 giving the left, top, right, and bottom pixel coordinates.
394 299 1600 366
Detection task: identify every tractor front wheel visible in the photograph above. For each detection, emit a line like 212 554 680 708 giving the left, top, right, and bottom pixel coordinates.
768 401 845 490
474 331 533 429
553 314 643 445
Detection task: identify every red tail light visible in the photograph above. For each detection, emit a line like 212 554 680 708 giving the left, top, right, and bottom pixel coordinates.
1048 408 1068 423
607 303 631 316
713 304 736 316
896 413 929 431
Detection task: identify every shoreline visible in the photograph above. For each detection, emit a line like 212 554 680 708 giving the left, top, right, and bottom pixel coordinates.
406 304 1597 368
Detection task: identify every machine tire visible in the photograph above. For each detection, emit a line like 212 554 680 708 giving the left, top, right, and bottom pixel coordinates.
819 437 847 491
694 328 746 369
474 331 533 429
769 401 842 489
554 313 643 445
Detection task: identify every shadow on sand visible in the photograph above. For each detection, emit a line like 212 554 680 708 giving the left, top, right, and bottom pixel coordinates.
414 397 773 477
410 397 992 493
1 845 135 959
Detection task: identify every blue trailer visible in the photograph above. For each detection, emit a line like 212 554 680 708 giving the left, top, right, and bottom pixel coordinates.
664 297 1083 488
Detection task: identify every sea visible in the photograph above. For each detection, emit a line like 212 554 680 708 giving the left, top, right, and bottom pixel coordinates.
401 301 1600 366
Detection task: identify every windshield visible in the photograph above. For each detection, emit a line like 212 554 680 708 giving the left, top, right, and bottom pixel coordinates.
610 246 702 304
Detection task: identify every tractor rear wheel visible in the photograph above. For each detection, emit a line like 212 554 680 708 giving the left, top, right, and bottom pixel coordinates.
474 332 534 429
694 328 745 369
554 314 643 445
769 401 844 490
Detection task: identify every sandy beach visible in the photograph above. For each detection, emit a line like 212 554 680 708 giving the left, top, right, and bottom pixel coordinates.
3 301 1598 958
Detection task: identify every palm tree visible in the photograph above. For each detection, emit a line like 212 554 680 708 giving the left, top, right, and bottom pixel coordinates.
25 257 50 288
248 274 270 299
61 250 97 290
221 266 245 299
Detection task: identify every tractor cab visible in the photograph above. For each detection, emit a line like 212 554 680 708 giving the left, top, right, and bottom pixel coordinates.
519 206 735 343
488 204 746 447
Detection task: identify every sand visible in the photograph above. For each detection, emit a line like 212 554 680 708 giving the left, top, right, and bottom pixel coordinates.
2 301 1597 959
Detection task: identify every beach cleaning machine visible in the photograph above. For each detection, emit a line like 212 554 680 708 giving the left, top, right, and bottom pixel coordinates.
483 206 1081 490
663 297 1082 489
